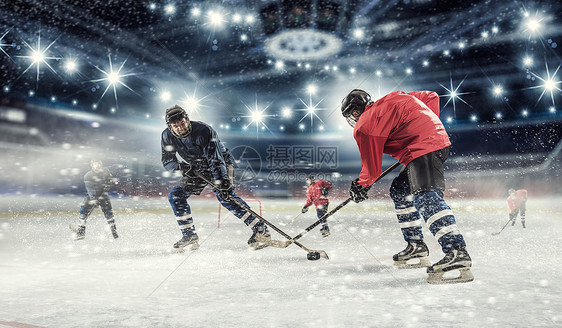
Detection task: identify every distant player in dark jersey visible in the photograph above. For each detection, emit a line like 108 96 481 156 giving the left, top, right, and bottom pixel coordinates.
301 174 333 237
72 159 118 240
507 189 527 228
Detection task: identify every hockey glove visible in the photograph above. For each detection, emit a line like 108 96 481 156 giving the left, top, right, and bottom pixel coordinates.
217 179 234 201
301 206 309 214
349 179 371 203
321 187 330 196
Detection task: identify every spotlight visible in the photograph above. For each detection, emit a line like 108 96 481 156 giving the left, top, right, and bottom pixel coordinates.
352 28 364 40
160 91 171 101
306 84 317 95
164 4 176 15
523 56 533 67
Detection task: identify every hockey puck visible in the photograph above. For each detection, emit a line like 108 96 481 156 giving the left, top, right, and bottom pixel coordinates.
307 252 321 261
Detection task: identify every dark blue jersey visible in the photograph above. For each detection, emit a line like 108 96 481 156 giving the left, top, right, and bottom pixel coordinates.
84 168 112 198
161 121 232 181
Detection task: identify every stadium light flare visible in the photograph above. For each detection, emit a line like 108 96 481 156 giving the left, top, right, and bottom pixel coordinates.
529 62 561 106
470 115 477 122
439 75 471 114
352 28 364 40
492 85 504 97
549 106 556 113
245 15 255 25
207 11 225 29
306 84 317 95
232 13 242 23
281 107 292 118
0 30 15 58
522 109 529 117
164 4 176 15
160 91 171 101
275 60 284 70
17 33 60 87
523 56 533 67
90 55 137 107
64 59 78 73
191 7 201 17
240 34 248 41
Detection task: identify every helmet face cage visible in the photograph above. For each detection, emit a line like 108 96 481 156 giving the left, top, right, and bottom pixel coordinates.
166 105 192 138
341 89 371 127
306 174 315 185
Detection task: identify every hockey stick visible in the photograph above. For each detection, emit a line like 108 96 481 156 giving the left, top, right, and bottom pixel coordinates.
279 193 324 226
284 161 402 245
279 212 303 226
189 168 329 260
491 217 513 236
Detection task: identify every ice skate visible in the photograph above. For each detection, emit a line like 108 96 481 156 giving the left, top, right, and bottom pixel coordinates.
320 225 331 238
427 246 474 284
393 241 430 269
110 225 119 239
522 221 526 229
70 224 85 241
173 234 200 253
248 227 272 250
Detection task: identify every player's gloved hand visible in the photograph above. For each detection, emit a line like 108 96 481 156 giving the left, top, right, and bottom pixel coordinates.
301 206 309 214
349 179 371 203
321 187 330 196
217 178 234 201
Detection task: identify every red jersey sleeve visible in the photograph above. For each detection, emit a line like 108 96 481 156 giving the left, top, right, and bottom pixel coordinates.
305 187 313 207
408 91 440 117
355 131 386 187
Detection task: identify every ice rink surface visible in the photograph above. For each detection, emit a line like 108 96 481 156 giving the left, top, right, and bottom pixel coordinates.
0 195 561 328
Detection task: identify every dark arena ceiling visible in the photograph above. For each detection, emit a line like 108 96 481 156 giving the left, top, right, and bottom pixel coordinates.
0 0 561 130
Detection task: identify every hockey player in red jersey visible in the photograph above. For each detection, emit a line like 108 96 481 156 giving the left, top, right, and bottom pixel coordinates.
341 89 473 284
301 174 333 237
507 189 527 228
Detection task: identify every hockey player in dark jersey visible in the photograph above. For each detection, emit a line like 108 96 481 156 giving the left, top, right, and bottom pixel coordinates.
72 159 118 240
341 89 473 284
301 174 333 237
161 105 270 252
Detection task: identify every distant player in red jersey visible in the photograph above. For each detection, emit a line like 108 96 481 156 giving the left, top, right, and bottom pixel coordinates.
341 89 473 284
301 174 333 237
507 189 527 228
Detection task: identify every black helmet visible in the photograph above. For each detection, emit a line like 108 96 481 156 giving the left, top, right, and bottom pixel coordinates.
341 89 372 127
165 105 192 138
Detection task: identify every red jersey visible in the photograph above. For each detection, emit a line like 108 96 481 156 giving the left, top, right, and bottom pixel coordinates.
507 189 527 213
353 90 451 187
305 179 333 208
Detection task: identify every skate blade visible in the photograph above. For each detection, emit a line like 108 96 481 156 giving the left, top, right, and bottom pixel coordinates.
73 235 85 241
173 242 200 253
427 268 474 284
394 257 430 269
321 231 331 238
